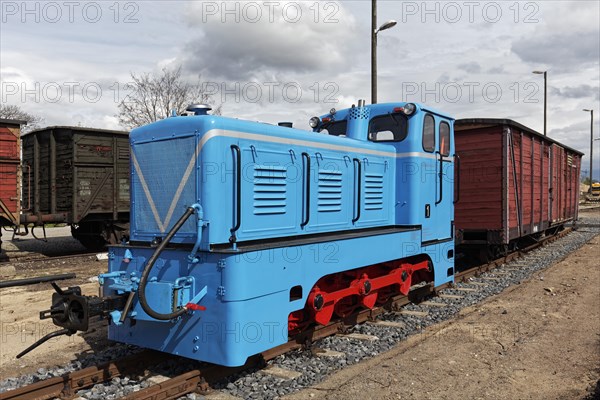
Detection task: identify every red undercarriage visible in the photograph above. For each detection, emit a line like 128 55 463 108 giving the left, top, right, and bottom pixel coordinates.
288 257 431 333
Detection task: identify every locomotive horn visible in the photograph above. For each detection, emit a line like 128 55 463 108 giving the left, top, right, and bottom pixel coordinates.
186 104 212 115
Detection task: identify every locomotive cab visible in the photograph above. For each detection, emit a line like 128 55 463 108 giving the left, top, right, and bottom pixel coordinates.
312 101 455 242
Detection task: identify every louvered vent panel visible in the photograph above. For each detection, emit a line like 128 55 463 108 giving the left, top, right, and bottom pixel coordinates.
253 165 287 215
364 173 384 210
318 169 342 212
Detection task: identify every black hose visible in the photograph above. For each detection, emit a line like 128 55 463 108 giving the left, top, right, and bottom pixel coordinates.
16 328 74 358
137 206 195 320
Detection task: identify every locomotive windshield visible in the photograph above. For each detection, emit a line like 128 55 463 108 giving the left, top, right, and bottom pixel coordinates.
368 113 408 142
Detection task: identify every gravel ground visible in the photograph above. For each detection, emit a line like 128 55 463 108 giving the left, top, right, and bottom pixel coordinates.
0 210 598 399
214 212 600 400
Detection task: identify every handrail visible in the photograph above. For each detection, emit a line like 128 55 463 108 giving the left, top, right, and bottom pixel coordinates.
229 145 241 243
353 158 362 223
301 152 311 228
453 153 460 204
435 151 443 205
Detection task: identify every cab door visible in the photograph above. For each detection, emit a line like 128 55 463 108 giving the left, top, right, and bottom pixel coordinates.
436 120 454 240
420 114 454 243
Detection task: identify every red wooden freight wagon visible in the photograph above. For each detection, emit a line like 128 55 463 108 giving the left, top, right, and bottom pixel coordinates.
0 118 27 254
454 118 582 251
0 118 26 229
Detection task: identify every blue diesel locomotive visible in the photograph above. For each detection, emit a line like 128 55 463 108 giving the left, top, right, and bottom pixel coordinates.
30 101 456 367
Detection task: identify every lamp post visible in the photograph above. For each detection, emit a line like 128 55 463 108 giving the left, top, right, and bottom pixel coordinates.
371 0 397 104
583 109 594 185
532 70 547 136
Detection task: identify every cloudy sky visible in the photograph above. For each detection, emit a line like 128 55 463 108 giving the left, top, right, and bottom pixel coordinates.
1 1 599 178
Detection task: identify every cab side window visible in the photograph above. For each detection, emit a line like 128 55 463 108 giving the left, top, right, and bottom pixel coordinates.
439 121 450 156
368 113 408 142
422 114 435 152
320 120 347 136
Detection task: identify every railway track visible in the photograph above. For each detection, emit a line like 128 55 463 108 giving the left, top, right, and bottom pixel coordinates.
0 251 99 263
0 228 576 400
0 251 99 265
579 203 600 210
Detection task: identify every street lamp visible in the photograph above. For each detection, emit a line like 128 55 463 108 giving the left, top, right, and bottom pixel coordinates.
583 109 594 185
532 70 547 136
371 0 397 104
376 20 397 33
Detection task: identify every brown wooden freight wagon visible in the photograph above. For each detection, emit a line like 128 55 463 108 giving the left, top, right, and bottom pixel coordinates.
0 118 27 252
454 119 582 255
21 126 130 248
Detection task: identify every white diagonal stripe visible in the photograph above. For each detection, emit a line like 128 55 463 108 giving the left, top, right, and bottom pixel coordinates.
161 140 203 230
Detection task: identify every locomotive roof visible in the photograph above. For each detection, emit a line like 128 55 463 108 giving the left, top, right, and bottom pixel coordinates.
455 118 584 156
324 102 454 121
22 125 129 137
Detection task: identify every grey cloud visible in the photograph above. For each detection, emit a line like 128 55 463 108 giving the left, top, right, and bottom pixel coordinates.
512 32 600 70
437 73 451 84
487 66 505 74
1 70 22 80
547 120 599 161
457 62 482 74
179 2 359 81
549 85 600 101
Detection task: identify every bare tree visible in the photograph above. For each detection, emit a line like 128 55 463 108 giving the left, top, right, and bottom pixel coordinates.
0 104 44 133
117 66 221 129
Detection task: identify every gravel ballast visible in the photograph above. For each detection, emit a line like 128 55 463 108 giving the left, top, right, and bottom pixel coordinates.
1 211 598 400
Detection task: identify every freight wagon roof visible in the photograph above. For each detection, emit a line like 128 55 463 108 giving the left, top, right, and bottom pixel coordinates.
22 125 129 137
0 118 27 127
455 118 584 156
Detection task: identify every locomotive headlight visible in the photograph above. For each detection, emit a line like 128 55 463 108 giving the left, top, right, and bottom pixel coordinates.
402 103 416 115
309 116 321 128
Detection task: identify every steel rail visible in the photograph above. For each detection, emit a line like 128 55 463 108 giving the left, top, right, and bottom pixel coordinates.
453 227 572 283
0 351 161 400
0 251 99 265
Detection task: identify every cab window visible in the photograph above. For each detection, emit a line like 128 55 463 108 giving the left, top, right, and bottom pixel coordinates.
439 121 450 156
319 120 347 136
423 114 435 152
368 113 408 142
